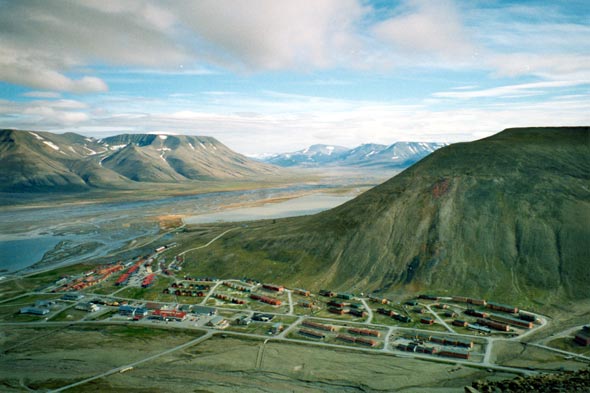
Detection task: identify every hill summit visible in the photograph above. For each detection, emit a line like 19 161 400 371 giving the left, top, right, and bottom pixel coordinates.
189 127 590 303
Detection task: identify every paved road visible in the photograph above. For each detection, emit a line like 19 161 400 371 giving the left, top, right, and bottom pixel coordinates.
49 331 213 392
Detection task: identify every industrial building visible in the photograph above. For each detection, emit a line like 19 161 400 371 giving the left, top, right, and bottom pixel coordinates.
207 316 229 329
20 307 49 315
61 292 84 301
75 302 99 312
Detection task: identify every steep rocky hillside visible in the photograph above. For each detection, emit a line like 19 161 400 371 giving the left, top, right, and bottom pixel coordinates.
187 127 590 303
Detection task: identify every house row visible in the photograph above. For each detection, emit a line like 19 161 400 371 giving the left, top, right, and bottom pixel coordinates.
488 313 533 329
250 294 281 306
214 293 247 304
348 327 380 337
262 284 284 293
452 296 487 306
409 333 473 348
302 320 335 332
223 281 251 292
337 334 377 347
486 302 518 314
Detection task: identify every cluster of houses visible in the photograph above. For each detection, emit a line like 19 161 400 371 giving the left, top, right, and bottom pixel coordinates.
53 263 123 292
163 282 211 297
115 259 145 286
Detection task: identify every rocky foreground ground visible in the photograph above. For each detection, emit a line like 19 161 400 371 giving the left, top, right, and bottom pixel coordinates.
468 368 590 392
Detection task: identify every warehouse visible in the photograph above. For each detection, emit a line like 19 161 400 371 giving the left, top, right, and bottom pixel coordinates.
294 288 310 297
518 311 537 322
302 320 335 331
250 294 282 306
453 319 469 327
61 292 84 301
348 327 380 337
465 309 488 318
207 316 229 329
262 284 284 293
467 323 491 334
393 314 412 323
299 329 325 339
20 307 49 315
477 318 509 332
486 302 518 314
75 302 99 312
119 305 148 318
438 349 470 359
349 309 368 318
252 313 274 322
488 313 533 329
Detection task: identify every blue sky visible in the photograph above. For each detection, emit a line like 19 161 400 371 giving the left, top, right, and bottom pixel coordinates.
0 0 588 155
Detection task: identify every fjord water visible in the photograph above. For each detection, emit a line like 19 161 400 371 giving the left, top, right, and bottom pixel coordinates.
0 185 354 273
183 194 354 224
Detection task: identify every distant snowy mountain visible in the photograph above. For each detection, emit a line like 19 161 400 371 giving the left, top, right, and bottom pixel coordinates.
264 142 446 168
265 144 349 167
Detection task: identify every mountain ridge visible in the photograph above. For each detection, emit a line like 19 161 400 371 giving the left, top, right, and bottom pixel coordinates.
0 129 281 192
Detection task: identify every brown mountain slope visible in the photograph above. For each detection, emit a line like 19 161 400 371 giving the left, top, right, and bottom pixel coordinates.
0 130 282 192
184 127 590 303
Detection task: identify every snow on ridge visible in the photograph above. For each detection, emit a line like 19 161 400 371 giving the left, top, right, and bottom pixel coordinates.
366 150 376 157
29 131 44 140
188 143 195 151
68 146 76 153
85 137 94 142
392 155 399 160
302 147 310 154
326 146 334 155
110 144 127 151
43 141 60 150
158 135 168 140
156 147 171 152
199 142 207 149
83 145 97 155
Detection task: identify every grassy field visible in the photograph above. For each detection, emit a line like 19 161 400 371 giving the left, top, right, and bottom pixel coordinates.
0 324 206 392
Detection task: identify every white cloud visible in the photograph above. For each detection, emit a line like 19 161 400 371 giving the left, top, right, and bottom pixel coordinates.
22 91 62 98
372 0 474 60
0 98 89 126
173 0 368 71
434 80 590 99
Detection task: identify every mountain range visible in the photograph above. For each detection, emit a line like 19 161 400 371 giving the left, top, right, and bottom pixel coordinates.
264 141 446 168
186 127 590 304
0 130 280 192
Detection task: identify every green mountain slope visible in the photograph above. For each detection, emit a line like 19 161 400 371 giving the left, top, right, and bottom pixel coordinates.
186 127 590 303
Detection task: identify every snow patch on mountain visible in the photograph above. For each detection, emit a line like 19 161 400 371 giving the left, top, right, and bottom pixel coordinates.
43 141 60 150
29 132 44 140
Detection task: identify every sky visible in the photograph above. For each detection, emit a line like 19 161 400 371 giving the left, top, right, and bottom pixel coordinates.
0 0 588 155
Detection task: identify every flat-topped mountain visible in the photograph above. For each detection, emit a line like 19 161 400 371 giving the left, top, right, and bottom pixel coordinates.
265 141 445 168
190 127 590 303
0 130 280 192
